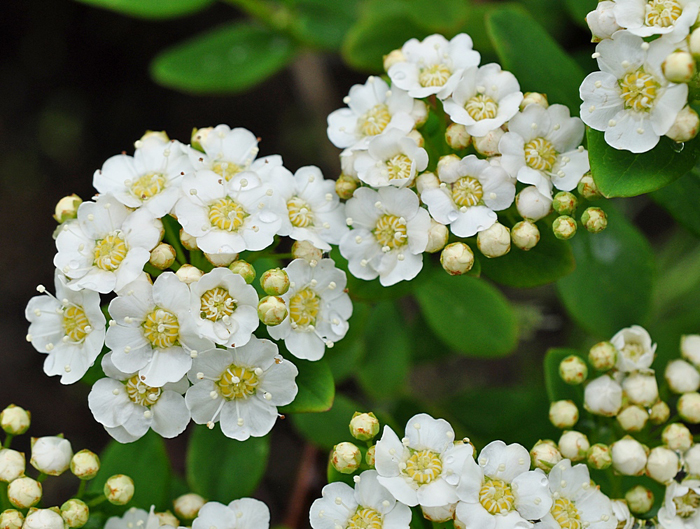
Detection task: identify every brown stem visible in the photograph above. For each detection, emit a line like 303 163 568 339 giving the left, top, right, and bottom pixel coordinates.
284 443 320 529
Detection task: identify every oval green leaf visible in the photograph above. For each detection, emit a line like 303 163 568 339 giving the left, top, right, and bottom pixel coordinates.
278 358 335 414
287 0 360 50
75 0 214 19
292 393 361 450
651 165 700 237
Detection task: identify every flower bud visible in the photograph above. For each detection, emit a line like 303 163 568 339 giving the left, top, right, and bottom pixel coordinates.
577 173 601 199
291 241 323 267
412 100 429 128
7 477 42 508
179 229 198 251
0 510 24 529
549 400 578 429
421 504 456 523
383 49 405 72
155 511 179 527
691 27 700 58
440 242 474 275
552 215 577 240
685 444 700 476
407 130 424 149
415 171 440 195
204 252 238 267
663 51 696 84
679 392 700 423
588 341 617 371
260 268 290 296
0 449 25 483
663 423 693 451
445 123 472 150
436 155 462 181
587 443 612 469
175 264 203 284
666 105 700 143
622 372 658 407
584 375 622 416
581 207 607 234
149 243 176 270
516 186 552 222
229 260 256 284
645 446 680 484
349 412 380 441
559 355 588 385
23 509 64 529
365 445 375 467
473 128 505 157
530 440 562 471
616 405 648 432
258 296 288 326
624 485 654 515
340 148 358 177
0 405 30 435
104 474 134 505
30 436 72 476
586 1 621 41
611 437 648 476
558 430 589 462
425 221 449 253
666 359 700 393
511 220 540 251
190 127 211 152
53 194 82 224
520 92 549 110
682 334 700 366
477 223 511 258
70 449 100 480
331 442 361 474
174 493 206 521
552 191 577 216
650 400 670 424
335 174 359 200
61 499 89 528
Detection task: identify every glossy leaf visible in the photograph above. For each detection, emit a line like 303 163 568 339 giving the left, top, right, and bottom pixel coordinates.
151 23 296 94
543 348 584 403
563 0 596 26
287 0 359 50
186 427 269 502
292 393 361 450
278 358 335 414
651 165 700 237
75 0 214 19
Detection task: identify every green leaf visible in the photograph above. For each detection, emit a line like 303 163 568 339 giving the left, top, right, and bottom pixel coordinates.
557 203 655 338
563 0 596 26
292 393 361 450
588 128 700 198
151 23 296 94
75 0 214 19
87 431 171 510
415 272 518 357
651 165 700 237
325 302 370 383
486 6 585 110
186 427 269 502
544 348 583 403
356 301 411 400
278 358 335 414
287 0 360 50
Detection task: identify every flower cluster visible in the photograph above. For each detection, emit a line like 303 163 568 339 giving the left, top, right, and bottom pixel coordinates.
582 1 700 152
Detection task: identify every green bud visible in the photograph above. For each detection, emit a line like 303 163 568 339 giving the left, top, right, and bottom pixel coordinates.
586 443 612 469
552 191 577 216
0 405 30 435
258 296 287 326
53 195 82 224
349 412 380 441
552 215 577 240
70 449 100 480
559 355 588 385
104 474 134 506
581 207 607 234
588 341 617 371
331 442 361 474
229 260 256 284
625 485 654 515
260 268 290 296
577 173 601 199
336 174 359 200
60 499 89 528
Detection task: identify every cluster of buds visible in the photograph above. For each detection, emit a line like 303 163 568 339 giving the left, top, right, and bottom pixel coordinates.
329 412 381 475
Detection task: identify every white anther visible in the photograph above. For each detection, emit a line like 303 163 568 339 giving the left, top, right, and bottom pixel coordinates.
237 418 244 426
197 372 205 380
210 391 218 399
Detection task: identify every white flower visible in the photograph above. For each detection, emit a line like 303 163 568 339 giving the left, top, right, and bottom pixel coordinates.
105 507 164 529
421 155 514 238
185 337 298 440
354 130 428 188
25 272 106 384
187 125 260 179
190 268 259 347
339 187 431 286
587 1 622 41
327 76 419 150
613 0 699 41
106 272 214 387
93 136 193 217
374 413 473 508
275 166 349 250
499 104 589 196
443 64 523 137
611 325 656 372
54 194 160 293
666 359 700 393
658 479 700 528
455 441 552 528
387 34 481 100
268 259 352 361
309 470 411 529
29 436 72 476
579 31 688 153
584 375 622 416
611 500 634 529
88 353 190 443
192 498 269 529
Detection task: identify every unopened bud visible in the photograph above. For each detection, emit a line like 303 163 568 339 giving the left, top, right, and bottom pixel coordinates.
577 173 601 199
350 412 380 441
530 440 562 471
559 355 588 385
23 509 63 529
588 341 617 371
155 511 179 527
175 264 203 284
179 229 198 251
258 296 287 326
520 92 549 110
477 223 510 258
0 405 30 435
685 445 700 476
7 477 42 508
70 449 100 480
53 195 82 224
335 174 359 200
260 268 290 296
586 1 621 42
622 372 658 407
425 220 449 253
552 191 577 216
290 241 323 266
436 155 462 182
30 436 72 476
666 359 700 393
440 242 474 275
516 186 552 222
204 252 238 267
445 123 471 150
552 215 577 240
407 129 424 148
141 130 169 143
229 260 256 284
104 474 134 505
149 243 176 270
511 220 540 251
584 375 622 416
366 445 375 467
616 405 648 432
587 443 612 469
415 172 440 195
663 423 693 451
549 400 578 429
173 493 206 521
678 392 700 423
421 504 456 523
473 128 505 157
191 127 212 152
611 437 648 476
383 49 405 72
0 509 24 529
60 499 89 528
412 100 429 128
581 207 607 234
663 51 696 83
625 485 654 515
558 430 589 462
650 400 670 424
682 334 700 367
0 449 25 482
666 105 700 143
646 446 680 484
331 442 361 474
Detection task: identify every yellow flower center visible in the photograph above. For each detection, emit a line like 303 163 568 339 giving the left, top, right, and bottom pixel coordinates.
347 508 383 529
212 161 243 181
130 172 166 200
373 214 407 249
465 94 498 121
619 70 659 112
551 497 582 529
208 197 248 231
200 287 236 322
386 154 413 182
479 478 516 515
404 449 443 484
126 375 162 407
62 305 90 343
419 64 452 87
289 288 321 328
217 365 259 400
524 137 558 172
452 176 484 208
287 196 314 228
358 104 392 137
645 0 682 27
142 308 179 349
93 233 128 272
674 490 700 518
